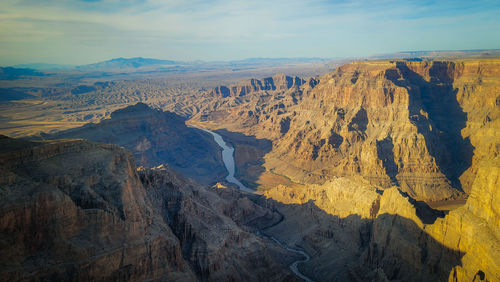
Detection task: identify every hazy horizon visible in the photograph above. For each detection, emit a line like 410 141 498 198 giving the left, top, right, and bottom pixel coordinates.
5 48 500 68
1 0 500 65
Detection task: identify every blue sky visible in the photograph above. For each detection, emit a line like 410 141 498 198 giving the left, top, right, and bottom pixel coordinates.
0 0 499 65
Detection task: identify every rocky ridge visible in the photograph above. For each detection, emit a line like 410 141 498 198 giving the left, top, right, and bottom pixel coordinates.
40 103 226 185
0 136 298 281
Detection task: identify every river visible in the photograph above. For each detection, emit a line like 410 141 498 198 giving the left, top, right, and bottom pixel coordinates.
194 127 254 193
193 126 315 282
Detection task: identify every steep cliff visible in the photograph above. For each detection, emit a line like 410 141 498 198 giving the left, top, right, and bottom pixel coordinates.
0 136 298 281
425 155 500 281
0 136 192 281
192 59 500 202
263 173 499 281
41 103 226 185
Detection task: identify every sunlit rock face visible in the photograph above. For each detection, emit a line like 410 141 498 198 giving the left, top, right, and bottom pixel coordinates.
0 136 298 281
192 59 500 202
190 59 500 281
263 173 499 281
425 155 500 281
185 59 500 280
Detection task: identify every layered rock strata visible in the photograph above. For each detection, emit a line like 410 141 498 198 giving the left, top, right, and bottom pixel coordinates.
209 73 305 98
192 59 500 202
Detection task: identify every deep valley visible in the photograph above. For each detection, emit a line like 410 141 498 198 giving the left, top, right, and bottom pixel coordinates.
1 55 499 281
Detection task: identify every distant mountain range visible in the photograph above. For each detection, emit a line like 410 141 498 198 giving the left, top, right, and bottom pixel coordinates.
2 50 499 76
4 57 329 72
76 57 179 70
75 57 330 71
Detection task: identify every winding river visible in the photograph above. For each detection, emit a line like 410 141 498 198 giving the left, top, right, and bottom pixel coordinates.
269 236 314 282
194 126 315 282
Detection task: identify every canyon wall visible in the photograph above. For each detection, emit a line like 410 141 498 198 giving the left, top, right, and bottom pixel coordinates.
0 136 297 281
192 59 500 202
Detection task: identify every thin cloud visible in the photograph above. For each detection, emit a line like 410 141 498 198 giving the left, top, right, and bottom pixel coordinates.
0 0 499 64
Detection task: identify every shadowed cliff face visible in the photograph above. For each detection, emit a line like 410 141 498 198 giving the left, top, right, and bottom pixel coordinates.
376 136 398 185
0 136 299 281
39 103 227 185
385 61 473 191
0 137 191 281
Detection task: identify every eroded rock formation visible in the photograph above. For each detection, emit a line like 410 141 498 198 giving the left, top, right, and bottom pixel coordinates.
262 164 499 281
209 73 305 98
1 58 499 281
0 136 298 281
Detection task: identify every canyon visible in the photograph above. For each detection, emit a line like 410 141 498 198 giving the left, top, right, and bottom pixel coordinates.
191 59 500 203
0 57 499 281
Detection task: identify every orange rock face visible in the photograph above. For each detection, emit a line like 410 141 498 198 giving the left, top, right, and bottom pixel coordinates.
192 59 500 202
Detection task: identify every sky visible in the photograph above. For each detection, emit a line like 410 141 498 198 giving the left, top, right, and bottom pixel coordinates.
0 0 499 65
